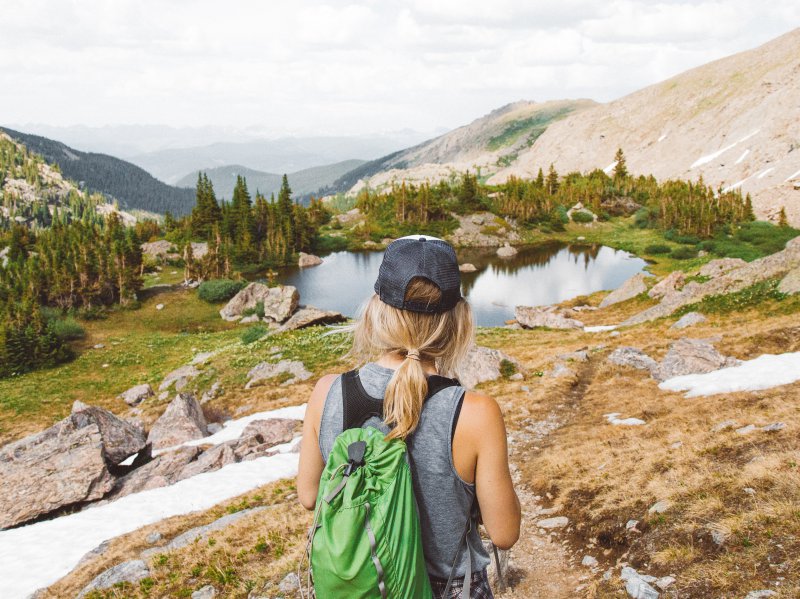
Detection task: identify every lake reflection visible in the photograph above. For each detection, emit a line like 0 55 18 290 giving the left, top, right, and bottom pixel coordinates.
276 243 647 327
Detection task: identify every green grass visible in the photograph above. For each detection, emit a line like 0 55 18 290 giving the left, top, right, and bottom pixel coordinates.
675 279 789 316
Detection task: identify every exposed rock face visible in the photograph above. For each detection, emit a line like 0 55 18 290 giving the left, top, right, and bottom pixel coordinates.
189 242 209 260
234 419 298 461
159 364 200 392
654 338 740 382
698 258 748 278
624 239 800 325
70 402 148 465
278 306 347 332
514 305 584 330
298 252 323 267
118 383 154 406
141 240 176 260
599 273 649 308
778 266 800 294
105 446 202 500
178 443 236 479
77 560 150 598
608 347 658 373
219 283 299 323
334 208 362 224
648 271 685 299
459 263 477 272
245 360 312 389
671 312 707 329
147 393 208 450
459 345 521 389
449 212 521 248
496 243 518 258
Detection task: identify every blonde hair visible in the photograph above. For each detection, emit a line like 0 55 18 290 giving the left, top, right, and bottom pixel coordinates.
347 277 475 440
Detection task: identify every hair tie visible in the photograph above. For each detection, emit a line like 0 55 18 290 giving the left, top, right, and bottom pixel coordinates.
406 349 421 361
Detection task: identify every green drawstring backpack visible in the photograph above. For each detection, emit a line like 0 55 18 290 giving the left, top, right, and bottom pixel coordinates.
300 369 489 599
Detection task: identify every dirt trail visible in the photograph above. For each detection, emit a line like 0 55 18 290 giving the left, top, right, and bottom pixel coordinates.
497 362 596 599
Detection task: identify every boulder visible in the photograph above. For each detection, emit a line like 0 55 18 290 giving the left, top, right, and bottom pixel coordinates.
496 243 518 258
178 443 236 480
159 364 200 392
537 516 569 529
621 566 660 599
648 271 685 299
458 345 521 389
599 273 648 308
459 263 477 273
546 362 575 378
654 338 739 382
245 360 312 389
219 283 299 323
778 266 800 294
607 347 657 373
105 446 201 500
671 312 706 330
147 393 208 450
141 240 175 260
119 383 154 406
70 402 148 465
189 242 209 260
698 258 747 278
77 560 150 598
192 586 217 599
201 381 223 404
298 252 323 267
514 305 584 330
624 241 800 325
234 418 298 461
279 572 301 593
335 208 362 224
278 306 347 332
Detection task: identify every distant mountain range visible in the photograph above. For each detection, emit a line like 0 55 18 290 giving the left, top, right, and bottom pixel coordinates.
175 160 366 200
0 127 196 215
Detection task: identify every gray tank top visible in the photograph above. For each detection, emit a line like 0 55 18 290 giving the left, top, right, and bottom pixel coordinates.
318 361 490 580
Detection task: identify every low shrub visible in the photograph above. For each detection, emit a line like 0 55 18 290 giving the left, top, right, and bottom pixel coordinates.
242 300 265 319
670 246 697 260
49 316 86 341
644 244 671 255
241 325 268 345
198 279 246 303
571 210 594 223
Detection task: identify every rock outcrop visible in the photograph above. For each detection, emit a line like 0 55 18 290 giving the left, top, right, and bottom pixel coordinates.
298 252 323 267
245 360 313 389
515 305 584 330
278 306 347 332
459 263 477 272
449 212 521 248
459 345 521 389
698 258 748 278
141 240 177 260
118 383 154 406
147 393 208 450
624 237 800 325
496 243 518 258
233 419 298 461
778 266 800 294
599 273 649 308
219 283 299 323
77 560 150 598
105 446 202 500
607 347 658 373
158 365 200 392
671 312 707 329
654 338 739 381
648 271 684 299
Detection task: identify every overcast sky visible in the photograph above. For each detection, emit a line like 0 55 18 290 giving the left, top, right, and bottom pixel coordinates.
1 0 798 136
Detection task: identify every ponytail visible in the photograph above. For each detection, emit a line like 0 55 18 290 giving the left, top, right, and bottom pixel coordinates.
383 349 429 440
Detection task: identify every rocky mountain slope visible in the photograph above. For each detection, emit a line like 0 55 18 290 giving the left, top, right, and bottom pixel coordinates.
326 99 595 194
175 159 365 200
1 127 196 215
490 28 800 225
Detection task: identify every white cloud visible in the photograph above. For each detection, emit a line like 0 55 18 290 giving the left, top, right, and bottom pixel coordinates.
0 0 798 135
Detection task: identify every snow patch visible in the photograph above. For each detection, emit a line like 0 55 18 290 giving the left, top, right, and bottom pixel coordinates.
603 161 618 174
723 177 750 193
785 168 800 183
659 352 800 398
657 134 667 142
584 325 618 333
0 450 302 599
734 149 750 165
604 413 646 426
756 167 775 179
691 130 760 169
737 129 760 144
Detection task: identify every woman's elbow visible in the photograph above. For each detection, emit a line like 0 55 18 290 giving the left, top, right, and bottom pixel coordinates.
296 480 318 511
491 527 520 550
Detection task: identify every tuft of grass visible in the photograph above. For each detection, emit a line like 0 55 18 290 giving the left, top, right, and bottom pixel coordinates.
197 279 246 303
644 243 671 255
676 279 787 316
241 325 268 345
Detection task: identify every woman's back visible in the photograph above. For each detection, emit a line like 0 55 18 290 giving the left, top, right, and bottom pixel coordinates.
317 361 490 580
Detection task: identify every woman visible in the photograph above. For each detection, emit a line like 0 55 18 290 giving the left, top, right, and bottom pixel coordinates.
297 235 521 598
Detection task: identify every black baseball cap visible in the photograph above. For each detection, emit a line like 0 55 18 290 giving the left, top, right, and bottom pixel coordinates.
374 235 462 313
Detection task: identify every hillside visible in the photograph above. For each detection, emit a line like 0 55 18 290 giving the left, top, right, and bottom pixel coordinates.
489 28 800 225
175 159 365 200
0 128 196 215
325 99 595 194
129 134 428 185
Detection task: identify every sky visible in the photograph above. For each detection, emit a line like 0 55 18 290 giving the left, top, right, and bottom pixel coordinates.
1 0 799 136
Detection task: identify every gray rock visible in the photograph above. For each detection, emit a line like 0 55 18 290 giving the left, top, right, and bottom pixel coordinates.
0 404 145 528
744 592 777 599
736 424 757 435
278 572 301 593
626 520 639 530
698 258 747 278
648 271 685 299
608 347 657 373
762 422 786 432
621 567 660 599
159 364 201 392
178 443 236 480
106 446 202 500
240 314 260 324
496 243 518 258
77 560 150 598
624 241 800 325
192 585 217 599
119 383 154 406
648 500 671 514
655 576 675 590
141 240 176 259
654 338 739 382
671 312 707 330
207 422 223 434
557 349 589 362
599 273 648 308
514 305 584 330
245 360 312 389
710 527 729 546
582 555 598 567
459 263 477 272
712 420 739 433
537 516 569 529
201 381 223 404
142 507 268 558
547 362 575 378
146 532 163 544
278 306 347 332
76 540 110 568
147 393 208 450
298 252 323 268
778 266 800 294
191 351 216 366
458 345 522 389
234 419 298 461
220 283 299 323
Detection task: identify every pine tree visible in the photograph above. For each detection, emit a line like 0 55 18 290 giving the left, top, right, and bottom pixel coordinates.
535 168 545 189
613 148 628 180
546 164 559 195
778 206 789 227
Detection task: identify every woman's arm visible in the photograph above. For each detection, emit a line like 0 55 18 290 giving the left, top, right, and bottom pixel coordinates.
460 392 521 549
296 374 337 510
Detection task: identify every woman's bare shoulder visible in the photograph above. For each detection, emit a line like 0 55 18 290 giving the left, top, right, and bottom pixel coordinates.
458 390 505 438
